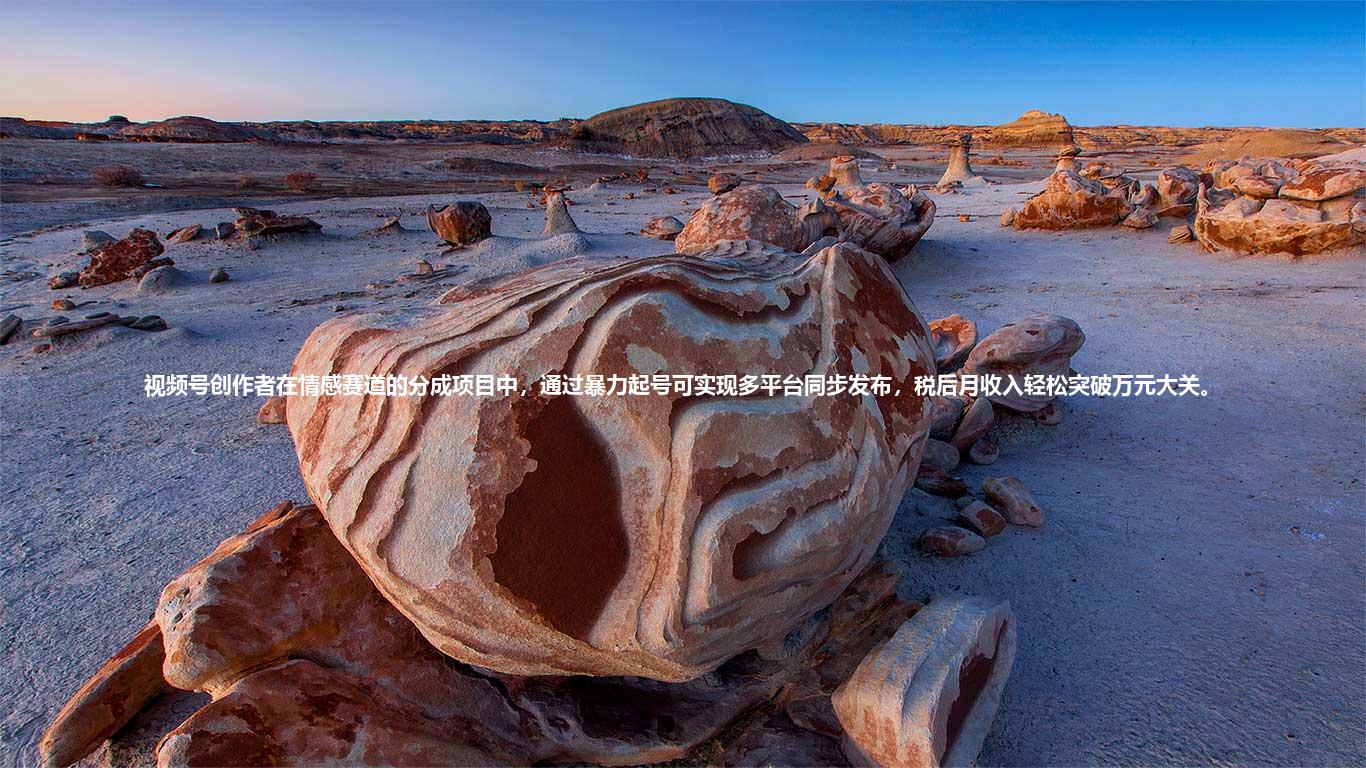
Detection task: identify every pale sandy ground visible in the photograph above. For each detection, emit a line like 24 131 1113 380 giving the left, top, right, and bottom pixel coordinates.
1 156 1363 767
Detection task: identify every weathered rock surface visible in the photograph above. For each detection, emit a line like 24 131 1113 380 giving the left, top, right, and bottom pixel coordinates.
1055 145 1081 173
565 98 807 159
989 109 1073 147
426 201 492 246
136 264 189 294
963 314 1084 413
982 476 1045 527
922 439 960 473
675 185 838 254
73 228 171 288
1156 166 1200 217
1168 223 1194 244
1013 170 1131 230
1279 165 1366 202
918 526 986 557
256 396 286 424
642 215 685 240
832 596 1017 767
79 230 116 253
287 242 936 680
937 134 984 188
949 396 994 453
1211 157 1297 199
966 435 999 466
166 224 202 243
826 183 936 261
929 314 976 372
958 501 1006 538
1122 206 1158 229
232 206 323 238
1194 184 1365 257
914 465 968 498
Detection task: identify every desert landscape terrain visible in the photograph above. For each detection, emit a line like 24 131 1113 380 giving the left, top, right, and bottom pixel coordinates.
1 90 1363 768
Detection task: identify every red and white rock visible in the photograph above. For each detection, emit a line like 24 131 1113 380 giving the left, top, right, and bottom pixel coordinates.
426 201 493 246
832 596 1017 768
962 314 1084 413
1156 166 1200 217
826 183 936 261
918 526 986 557
949 396 995 452
929 314 977 372
1194 184 1365 257
982 476 1045 527
74 228 172 288
957 500 1006 537
674 185 838 254
1013 170 1131 230
708 172 741 195
287 242 936 680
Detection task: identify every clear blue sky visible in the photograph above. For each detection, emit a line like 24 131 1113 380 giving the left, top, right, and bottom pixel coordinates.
2 1 1362 127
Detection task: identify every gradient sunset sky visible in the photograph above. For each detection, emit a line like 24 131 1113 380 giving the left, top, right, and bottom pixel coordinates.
2 1 1362 127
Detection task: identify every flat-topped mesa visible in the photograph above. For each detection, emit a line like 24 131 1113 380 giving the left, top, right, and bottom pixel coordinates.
543 190 582 235
988 109 1074 147
286 242 936 681
1055 145 1082 173
937 133 984 188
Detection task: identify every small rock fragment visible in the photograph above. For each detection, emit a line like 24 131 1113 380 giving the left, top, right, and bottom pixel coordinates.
1000 208 1016 227
427 202 491 247
929 314 977 372
209 267 230 283
958 501 1007 537
982 476 1045 527
31 314 121 338
47 272 79 290
1122 206 1158 230
52 299 75 311
708 173 741 195
166 224 202 243
137 265 189 294
415 260 434 275
1168 224 1194 244
928 395 965 440
80 230 116 253
918 526 986 557
967 435 1000 465
257 396 287 424
950 396 994 453
914 464 968 498
1032 401 1062 426
922 438 960 472
0 314 20 345
641 216 685 241
214 222 235 240
128 315 167 332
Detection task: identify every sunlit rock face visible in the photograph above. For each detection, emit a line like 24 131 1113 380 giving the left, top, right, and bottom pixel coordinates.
287 243 936 681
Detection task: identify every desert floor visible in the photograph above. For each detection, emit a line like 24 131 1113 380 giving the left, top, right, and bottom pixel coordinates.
0 140 1363 766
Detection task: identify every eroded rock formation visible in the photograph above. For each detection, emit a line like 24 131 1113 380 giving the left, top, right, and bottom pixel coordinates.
564 98 808 159
72 228 172 288
1194 158 1366 256
232 206 323 238
937 134 985 188
675 185 838 254
1013 170 1131 230
989 109 1074 147
286 241 936 680
427 201 493 247
962 314 1085 413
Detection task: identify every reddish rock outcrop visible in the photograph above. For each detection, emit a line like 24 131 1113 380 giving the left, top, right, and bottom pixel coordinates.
74 228 171 288
825 167 937 260
287 242 936 681
675 185 838 254
565 98 807 159
1156 166 1201 217
832 596 1017 767
963 314 1084 413
958 501 1007 537
1193 184 1365 257
709 173 741 194
232 206 322 238
1013 170 1131 230
1279 165 1366 202
426 201 492 246
988 109 1073 147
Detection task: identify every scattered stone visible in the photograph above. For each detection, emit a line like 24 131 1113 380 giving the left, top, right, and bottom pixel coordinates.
426 202 491 247
1156 166 1200 217
137 264 189 294
127 315 167 332
641 215 685 240
983 476 1045 527
75 228 172 288
923 438 960 472
414 260 434 275
1168 224 1194 244
214 222 235 240
950 396 995 453
967 435 1000 465
955 495 977 510
708 173 741 195
51 298 75 311
918 526 986 557
257 396 287 424
928 394 965 440
233 207 323 238
1000 208 1017 227
290 241 935 679
929 313 977 372
1122 206 1158 229
958 500 1007 537
0 314 20 345
166 224 202 243
31 313 121 338
914 464 968 498
209 267 229 283
47 272 79 290
366 213 403 235
958 214 971 222
832 596 1016 768
1033 401 1063 426
80 230 116 253
1013 170 1131 230
963 314 1085 413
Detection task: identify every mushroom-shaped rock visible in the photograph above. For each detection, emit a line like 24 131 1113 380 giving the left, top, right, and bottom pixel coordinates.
936 134 984 188
427 201 492 247
75 228 171 288
674 185 838 254
832 596 1017 768
962 314 1084 413
928 314 977 372
641 215 685 240
827 184 936 261
830 156 865 189
286 242 937 680
543 190 582 235
1054 145 1081 173
1193 184 1365 257
1156 166 1200 217
708 173 741 195
1013 170 1131 230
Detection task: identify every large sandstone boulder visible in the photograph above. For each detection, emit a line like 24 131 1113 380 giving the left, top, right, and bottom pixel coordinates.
962 314 1085 413
1156 166 1200 217
988 109 1073 147
427 201 493 246
1193 184 1365 257
565 98 808 159
826 184 936 261
1013 170 1131 230
674 185 838 254
286 243 937 681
